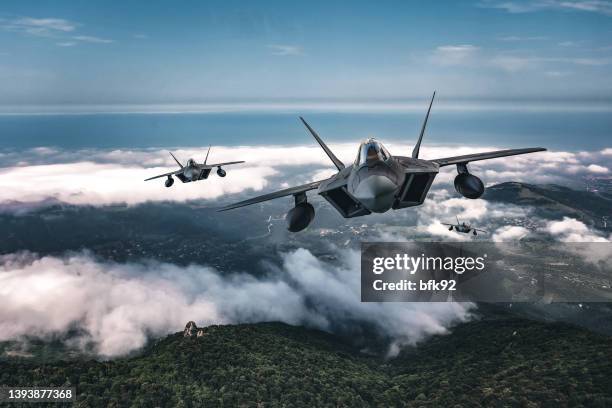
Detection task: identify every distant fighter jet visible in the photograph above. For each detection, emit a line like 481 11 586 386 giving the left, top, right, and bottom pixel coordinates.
145 146 244 187
443 217 488 236
219 92 546 232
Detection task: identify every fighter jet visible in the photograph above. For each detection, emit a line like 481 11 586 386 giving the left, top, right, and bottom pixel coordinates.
145 146 244 187
219 92 546 232
442 217 488 236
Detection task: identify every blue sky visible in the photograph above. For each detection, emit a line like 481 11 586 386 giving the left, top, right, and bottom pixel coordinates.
1 0 611 105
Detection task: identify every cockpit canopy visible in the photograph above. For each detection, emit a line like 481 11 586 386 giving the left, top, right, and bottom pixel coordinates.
355 138 391 166
187 159 196 167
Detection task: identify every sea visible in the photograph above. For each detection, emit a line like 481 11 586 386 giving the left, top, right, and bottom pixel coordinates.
0 109 610 151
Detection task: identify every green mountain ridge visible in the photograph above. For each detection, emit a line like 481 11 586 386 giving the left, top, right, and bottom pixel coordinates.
2 315 611 407
484 182 611 230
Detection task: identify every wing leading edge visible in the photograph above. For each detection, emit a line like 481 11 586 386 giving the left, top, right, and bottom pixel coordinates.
144 169 183 181
218 179 326 211
201 160 245 169
432 147 546 167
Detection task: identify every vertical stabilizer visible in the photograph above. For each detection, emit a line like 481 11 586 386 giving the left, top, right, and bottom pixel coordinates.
169 152 183 168
204 145 211 165
300 117 345 170
412 91 436 158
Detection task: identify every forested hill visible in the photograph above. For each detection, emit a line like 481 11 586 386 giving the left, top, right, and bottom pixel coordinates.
483 182 612 230
2 316 612 407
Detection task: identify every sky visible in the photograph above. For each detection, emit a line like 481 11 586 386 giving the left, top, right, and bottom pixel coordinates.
1 0 612 106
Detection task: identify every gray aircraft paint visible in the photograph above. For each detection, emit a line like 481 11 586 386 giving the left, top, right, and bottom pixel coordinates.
219 92 546 232
145 146 244 187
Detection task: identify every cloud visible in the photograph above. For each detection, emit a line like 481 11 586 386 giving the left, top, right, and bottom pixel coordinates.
412 191 531 241
544 70 571 77
267 44 304 56
0 250 473 357
586 164 609 173
427 43 612 73
0 161 275 206
430 45 480 66
71 35 113 44
542 218 612 266
0 17 77 37
1 145 610 209
423 221 473 241
479 0 612 16
492 225 530 241
544 217 611 242
498 35 548 41
0 16 113 45
489 55 539 72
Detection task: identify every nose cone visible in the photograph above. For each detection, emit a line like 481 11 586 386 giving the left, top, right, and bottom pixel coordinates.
184 168 198 181
353 175 398 213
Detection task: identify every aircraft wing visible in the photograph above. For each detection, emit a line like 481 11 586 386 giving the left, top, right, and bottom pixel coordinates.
202 161 245 168
433 147 546 167
218 179 325 211
144 169 183 181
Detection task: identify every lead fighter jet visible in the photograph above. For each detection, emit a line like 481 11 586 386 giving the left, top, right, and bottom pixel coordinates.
145 146 244 187
219 92 546 232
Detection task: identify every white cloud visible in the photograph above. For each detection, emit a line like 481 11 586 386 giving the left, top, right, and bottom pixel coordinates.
430 45 480 66
424 221 473 241
427 42 612 74
0 161 275 206
0 16 113 45
0 145 609 209
492 225 530 241
71 35 113 44
0 250 473 357
545 217 610 242
480 0 612 16
543 218 612 265
586 164 609 173
498 35 548 41
489 55 538 72
544 70 570 77
1 17 77 36
267 44 303 56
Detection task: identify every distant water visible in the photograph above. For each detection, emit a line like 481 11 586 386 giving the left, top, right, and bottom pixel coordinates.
0 111 610 151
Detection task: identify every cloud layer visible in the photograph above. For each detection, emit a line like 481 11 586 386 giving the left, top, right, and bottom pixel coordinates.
0 250 472 357
0 144 608 208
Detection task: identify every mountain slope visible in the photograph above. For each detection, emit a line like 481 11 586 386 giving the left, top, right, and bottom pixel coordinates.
2 316 612 407
484 182 611 230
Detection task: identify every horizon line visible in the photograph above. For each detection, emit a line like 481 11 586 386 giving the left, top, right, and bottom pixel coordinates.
1 100 612 115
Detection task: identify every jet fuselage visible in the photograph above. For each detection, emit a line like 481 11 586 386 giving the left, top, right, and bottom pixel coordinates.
316 139 439 216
